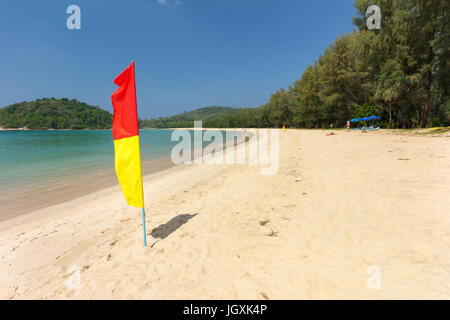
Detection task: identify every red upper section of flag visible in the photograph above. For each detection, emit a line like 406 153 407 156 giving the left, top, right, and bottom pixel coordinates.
111 61 139 140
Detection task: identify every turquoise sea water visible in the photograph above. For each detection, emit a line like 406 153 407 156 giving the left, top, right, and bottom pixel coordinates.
0 129 202 217
0 130 175 195
0 129 239 218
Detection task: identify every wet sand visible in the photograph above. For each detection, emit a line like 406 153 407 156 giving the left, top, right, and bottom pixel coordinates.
0 157 174 222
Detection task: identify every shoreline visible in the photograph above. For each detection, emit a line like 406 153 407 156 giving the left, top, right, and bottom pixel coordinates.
0 156 175 224
0 162 185 232
0 128 446 227
0 129 249 227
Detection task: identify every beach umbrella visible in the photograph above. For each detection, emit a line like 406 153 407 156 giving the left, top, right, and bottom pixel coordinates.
111 61 147 247
350 116 380 122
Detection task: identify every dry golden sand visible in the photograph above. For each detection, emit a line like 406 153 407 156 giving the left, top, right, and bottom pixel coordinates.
0 129 449 299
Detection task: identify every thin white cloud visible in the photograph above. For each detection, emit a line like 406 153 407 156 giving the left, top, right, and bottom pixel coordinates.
156 0 183 7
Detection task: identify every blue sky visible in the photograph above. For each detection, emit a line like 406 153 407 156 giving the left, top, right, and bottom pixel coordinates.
0 0 357 119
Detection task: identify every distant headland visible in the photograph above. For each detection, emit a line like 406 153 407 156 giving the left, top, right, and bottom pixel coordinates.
0 99 245 130
0 98 113 130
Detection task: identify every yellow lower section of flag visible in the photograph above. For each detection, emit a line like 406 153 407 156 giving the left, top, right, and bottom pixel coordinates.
114 135 144 208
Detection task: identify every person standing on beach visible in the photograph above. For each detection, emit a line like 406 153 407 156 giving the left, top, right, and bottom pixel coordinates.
346 121 350 132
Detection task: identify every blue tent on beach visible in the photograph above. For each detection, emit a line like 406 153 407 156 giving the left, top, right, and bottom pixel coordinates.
349 116 381 130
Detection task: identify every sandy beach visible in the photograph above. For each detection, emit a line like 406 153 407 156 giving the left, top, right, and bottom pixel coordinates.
0 129 449 299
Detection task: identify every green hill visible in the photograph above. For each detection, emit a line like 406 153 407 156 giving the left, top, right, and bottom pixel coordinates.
0 98 113 130
139 106 243 128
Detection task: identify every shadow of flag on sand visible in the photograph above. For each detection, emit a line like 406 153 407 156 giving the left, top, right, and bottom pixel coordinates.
150 213 198 240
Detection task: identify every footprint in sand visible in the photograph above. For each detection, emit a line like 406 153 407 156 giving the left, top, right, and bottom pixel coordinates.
101 228 112 235
233 277 261 299
15 232 25 239
409 251 427 264
265 228 278 237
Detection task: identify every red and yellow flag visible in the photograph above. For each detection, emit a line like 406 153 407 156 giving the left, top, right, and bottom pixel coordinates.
111 61 144 208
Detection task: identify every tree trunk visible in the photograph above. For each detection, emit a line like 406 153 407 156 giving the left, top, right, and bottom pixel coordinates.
421 100 430 128
389 103 392 129
420 30 435 128
421 67 432 127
